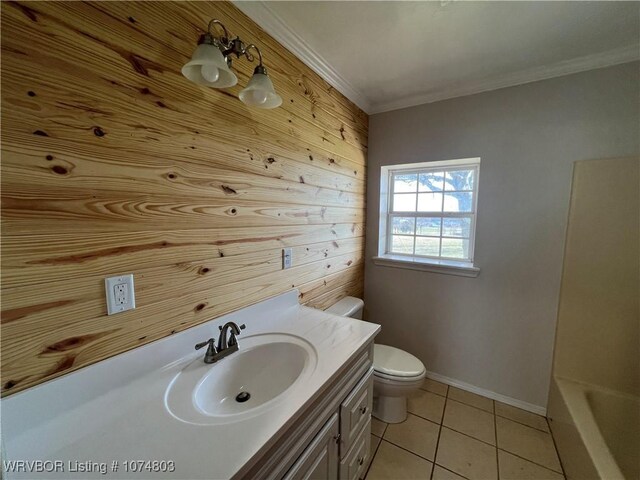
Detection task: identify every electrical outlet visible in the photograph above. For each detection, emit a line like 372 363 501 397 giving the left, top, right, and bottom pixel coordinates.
105 274 135 315
282 248 292 269
114 283 128 305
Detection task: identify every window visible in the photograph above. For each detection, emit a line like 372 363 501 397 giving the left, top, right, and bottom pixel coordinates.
375 158 480 277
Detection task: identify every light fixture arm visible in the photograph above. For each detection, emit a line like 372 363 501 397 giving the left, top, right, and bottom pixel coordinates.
206 19 231 48
242 44 264 66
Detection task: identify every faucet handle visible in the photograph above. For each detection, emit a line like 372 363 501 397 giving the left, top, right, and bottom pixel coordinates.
195 338 216 350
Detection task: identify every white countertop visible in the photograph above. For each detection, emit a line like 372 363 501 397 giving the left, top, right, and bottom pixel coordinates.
2 291 379 480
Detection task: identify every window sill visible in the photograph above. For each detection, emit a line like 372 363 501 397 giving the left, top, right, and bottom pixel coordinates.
372 255 480 278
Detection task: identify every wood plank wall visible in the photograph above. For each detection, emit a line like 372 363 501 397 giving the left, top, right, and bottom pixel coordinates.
0 1 367 396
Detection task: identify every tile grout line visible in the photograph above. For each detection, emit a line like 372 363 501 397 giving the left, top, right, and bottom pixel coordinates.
439 425 497 448
429 396 446 480
419 386 448 398
494 400 500 480
405 411 444 429
433 462 471 480
494 411 550 433
545 415 567 478
377 438 435 470
496 447 565 475
363 430 384 480
447 390 494 414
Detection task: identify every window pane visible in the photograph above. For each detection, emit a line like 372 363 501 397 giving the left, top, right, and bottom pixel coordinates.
391 235 414 254
391 217 415 235
393 194 416 212
417 193 443 212
445 169 474 191
418 172 444 192
442 217 471 237
416 217 441 236
394 174 417 193
415 237 440 256
441 238 469 259
443 192 473 212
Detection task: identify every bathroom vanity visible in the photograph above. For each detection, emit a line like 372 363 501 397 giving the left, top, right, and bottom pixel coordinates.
2 291 379 479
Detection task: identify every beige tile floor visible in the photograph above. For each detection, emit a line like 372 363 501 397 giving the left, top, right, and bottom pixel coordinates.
364 380 565 480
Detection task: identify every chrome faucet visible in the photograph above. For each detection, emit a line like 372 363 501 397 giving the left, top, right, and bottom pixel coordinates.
194 322 245 364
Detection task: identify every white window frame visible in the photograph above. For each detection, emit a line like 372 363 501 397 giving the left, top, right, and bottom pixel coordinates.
374 158 481 277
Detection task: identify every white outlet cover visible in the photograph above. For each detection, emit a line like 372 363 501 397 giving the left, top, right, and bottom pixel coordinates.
105 274 136 315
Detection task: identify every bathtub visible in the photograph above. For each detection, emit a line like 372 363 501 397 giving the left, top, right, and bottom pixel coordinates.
548 376 639 480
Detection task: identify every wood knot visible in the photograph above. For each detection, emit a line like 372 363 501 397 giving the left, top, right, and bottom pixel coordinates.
93 126 105 137
195 303 206 312
329 158 335 164
266 157 276 164
229 207 237 215
140 87 151 95
128 16 136 23
221 185 237 195
27 91 36 97
156 101 167 108
33 130 48 137
44 336 84 352
3 380 17 390
199 267 210 275
46 155 54 161
52 165 68 175
167 173 177 180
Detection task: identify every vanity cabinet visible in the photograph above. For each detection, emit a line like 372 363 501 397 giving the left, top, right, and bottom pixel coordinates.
243 343 374 480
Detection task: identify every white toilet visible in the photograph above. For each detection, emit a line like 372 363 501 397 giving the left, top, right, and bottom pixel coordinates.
326 296 426 424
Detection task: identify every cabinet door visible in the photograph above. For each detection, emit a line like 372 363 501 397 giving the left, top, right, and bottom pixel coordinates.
283 413 339 480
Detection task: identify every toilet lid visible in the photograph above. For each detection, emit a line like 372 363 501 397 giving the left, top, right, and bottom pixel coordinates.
373 344 425 378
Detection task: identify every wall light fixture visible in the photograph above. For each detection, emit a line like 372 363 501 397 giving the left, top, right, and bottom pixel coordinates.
182 19 282 109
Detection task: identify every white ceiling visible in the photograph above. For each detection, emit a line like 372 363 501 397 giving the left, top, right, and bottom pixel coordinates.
235 1 640 114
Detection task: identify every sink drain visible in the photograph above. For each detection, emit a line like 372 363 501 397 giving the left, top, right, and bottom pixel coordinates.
235 391 251 403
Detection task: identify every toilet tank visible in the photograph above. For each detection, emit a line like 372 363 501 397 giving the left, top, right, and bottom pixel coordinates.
326 296 364 319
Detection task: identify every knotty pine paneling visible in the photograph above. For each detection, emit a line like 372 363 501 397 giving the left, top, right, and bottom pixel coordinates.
0 1 367 395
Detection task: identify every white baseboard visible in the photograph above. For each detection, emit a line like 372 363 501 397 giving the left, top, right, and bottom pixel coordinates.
425 370 547 416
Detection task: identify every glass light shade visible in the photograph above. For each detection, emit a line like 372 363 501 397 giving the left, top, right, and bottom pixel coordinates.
239 72 282 109
182 43 237 88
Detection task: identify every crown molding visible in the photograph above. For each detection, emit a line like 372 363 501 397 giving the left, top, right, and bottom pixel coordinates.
233 0 372 113
233 1 638 116
370 44 640 114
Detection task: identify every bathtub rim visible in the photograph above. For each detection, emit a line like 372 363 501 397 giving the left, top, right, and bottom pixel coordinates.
553 375 629 480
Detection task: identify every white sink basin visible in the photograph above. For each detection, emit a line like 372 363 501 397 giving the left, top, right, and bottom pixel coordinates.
165 333 317 425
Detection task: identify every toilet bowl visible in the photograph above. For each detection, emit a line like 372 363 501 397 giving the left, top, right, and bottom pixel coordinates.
326 297 426 424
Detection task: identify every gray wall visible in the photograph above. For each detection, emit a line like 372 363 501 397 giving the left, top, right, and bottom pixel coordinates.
364 62 640 408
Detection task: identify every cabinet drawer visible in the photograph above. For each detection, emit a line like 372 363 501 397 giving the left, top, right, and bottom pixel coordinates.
340 368 373 454
339 420 371 480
